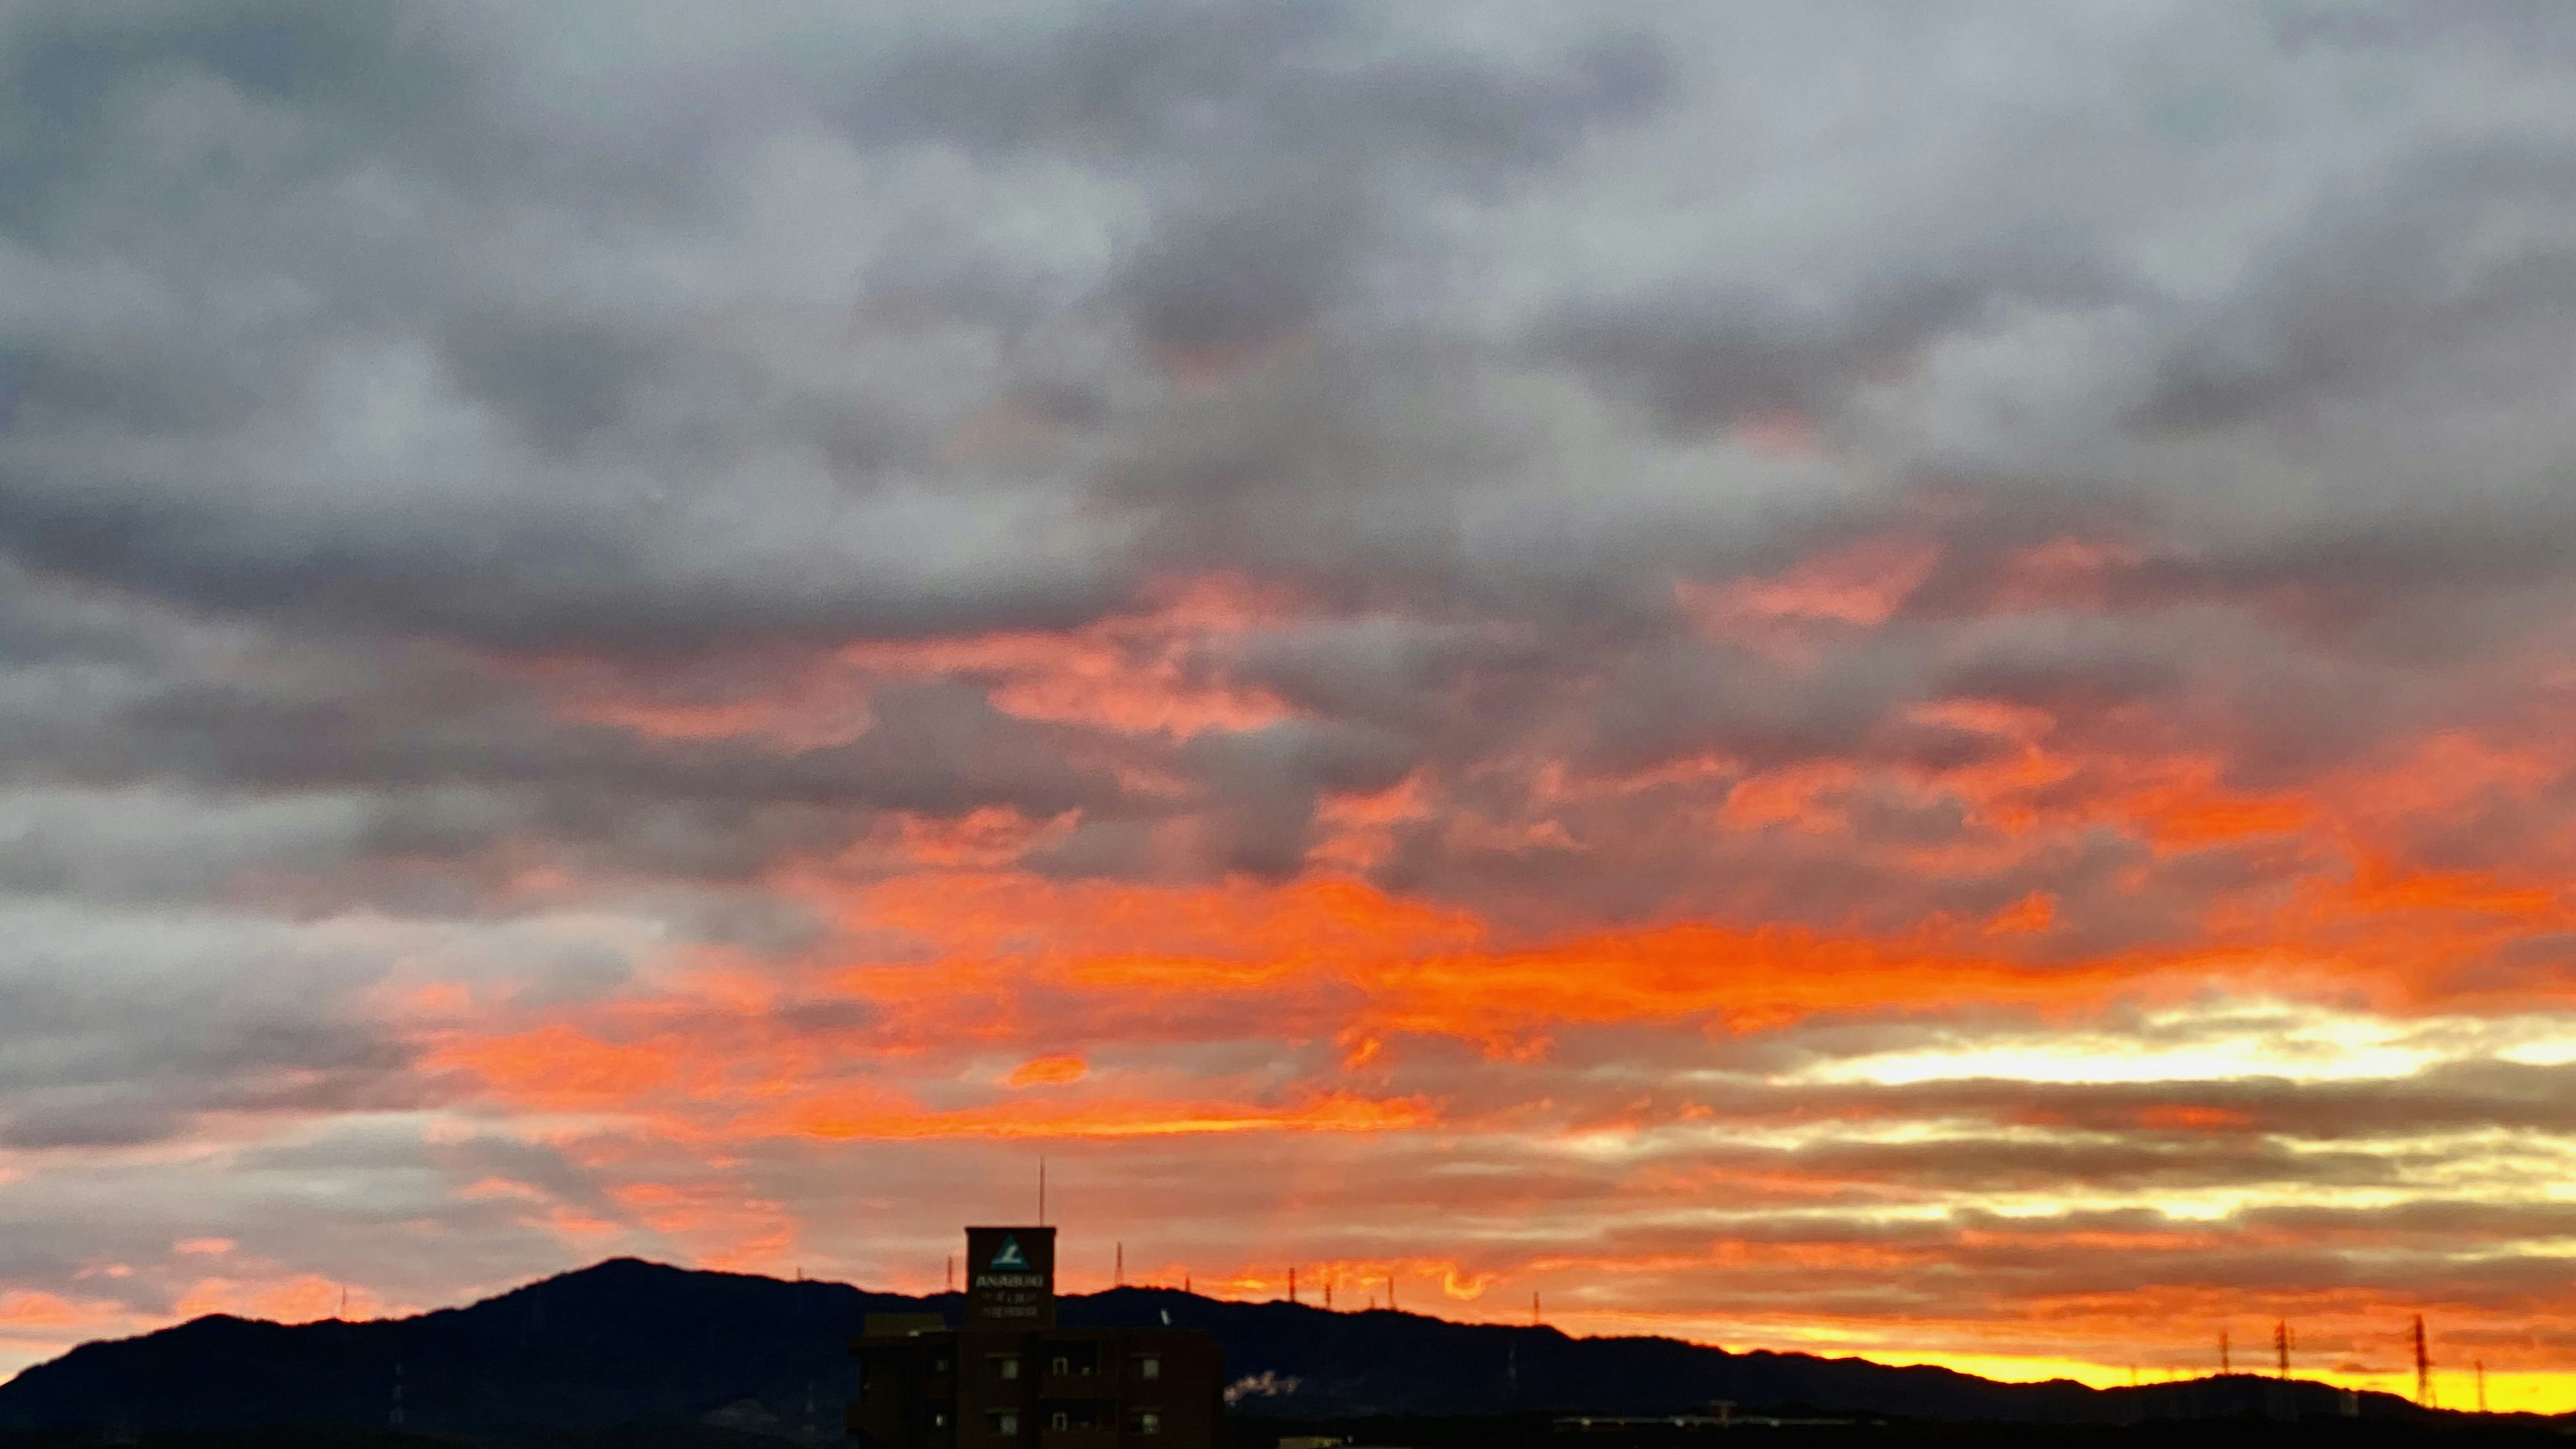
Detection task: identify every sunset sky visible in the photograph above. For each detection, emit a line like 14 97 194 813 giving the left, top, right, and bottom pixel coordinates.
7 0 2576 1415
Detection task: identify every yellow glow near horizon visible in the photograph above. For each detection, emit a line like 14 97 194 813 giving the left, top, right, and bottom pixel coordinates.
1517 1308 2576 1417
1792 1000 2576 1089
1882 1354 2576 1416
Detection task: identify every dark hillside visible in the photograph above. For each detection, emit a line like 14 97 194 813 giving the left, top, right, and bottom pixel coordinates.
0 1259 2478 1436
0 1260 901 1438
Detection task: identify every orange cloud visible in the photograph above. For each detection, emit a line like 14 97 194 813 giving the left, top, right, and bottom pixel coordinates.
1678 535 1943 666
1004 1054 1091 1087
836 575 1297 739
0 1293 87 1330
174 1275 390 1325
752 1091 1432 1142
2136 1105 2251 1132
604 1180 796 1274
425 1024 689 1112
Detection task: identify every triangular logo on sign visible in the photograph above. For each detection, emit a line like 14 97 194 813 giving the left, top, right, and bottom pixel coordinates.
990 1236 1028 1270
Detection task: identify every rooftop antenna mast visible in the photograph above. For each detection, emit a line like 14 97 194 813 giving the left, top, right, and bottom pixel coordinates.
2414 1314 2432 1407
1038 1157 1046 1225
2275 1320 2292 1379
2220 1330 2230 1375
2476 1359 2487 1413
1116 1242 1124 1287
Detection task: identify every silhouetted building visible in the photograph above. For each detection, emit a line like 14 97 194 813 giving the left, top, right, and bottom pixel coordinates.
849 1226 1223 1448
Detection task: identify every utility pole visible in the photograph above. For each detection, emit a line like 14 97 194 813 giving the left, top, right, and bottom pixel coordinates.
2221 1330 2230 1375
946 1254 955 1293
2414 1315 2432 1407
1116 1242 1124 1287
2275 1320 2292 1379
1288 1266 1297 1305
2476 1360 2487 1413
1533 1291 1542 1326
1389 1273 1397 1312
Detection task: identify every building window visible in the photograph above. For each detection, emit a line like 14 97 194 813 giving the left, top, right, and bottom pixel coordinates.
1042 1342 1099 1375
1051 1411 1070 1430
930 1411 949 1428
1138 1355 1161 1379
988 1409 1018 1435
1128 1409 1161 1435
991 1355 1020 1381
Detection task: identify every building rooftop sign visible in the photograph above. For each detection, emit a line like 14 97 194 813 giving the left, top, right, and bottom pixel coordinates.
964 1224 1055 1329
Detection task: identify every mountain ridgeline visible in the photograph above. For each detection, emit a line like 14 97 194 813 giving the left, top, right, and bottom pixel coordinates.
0 1258 2449 1436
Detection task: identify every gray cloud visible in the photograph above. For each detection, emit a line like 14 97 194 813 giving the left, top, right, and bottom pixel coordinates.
0 903 419 1150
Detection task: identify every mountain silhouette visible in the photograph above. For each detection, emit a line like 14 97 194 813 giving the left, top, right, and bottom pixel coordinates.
0 1259 2457 1436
